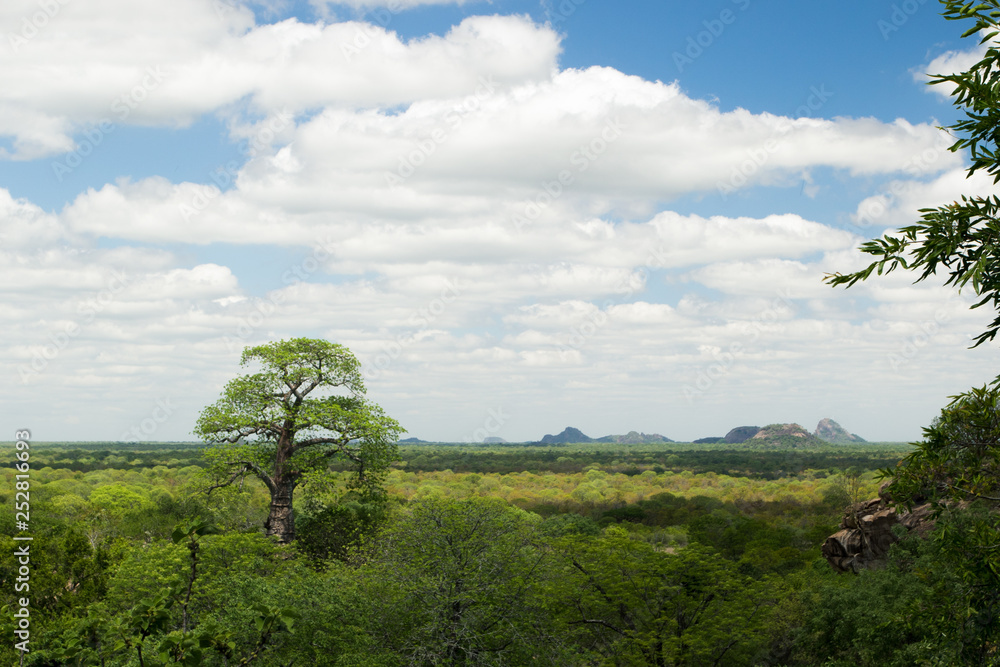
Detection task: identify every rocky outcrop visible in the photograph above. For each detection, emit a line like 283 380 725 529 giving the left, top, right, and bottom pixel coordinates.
752 423 810 440
724 426 760 443
814 418 866 444
750 423 827 448
540 427 594 444
693 437 724 444
540 428 674 444
822 492 936 573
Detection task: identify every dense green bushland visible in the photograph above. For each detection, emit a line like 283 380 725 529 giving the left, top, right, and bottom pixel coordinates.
0 439 926 665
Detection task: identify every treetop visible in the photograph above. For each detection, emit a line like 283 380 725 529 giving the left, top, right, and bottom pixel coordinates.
240 337 366 396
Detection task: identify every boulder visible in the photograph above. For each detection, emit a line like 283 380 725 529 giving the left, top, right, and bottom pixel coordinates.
821 494 935 572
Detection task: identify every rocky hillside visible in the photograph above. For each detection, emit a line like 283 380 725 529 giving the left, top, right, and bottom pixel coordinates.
539 427 674 444
724 426 760 443
539 427 594 444
814 418 866 444
749 423 826 448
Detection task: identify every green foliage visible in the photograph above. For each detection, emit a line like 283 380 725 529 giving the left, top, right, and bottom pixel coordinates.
539 512 602 537
361 496 557 665
195 338 404 541
42 522 299 667
295 495 387 564
205 561 395 666
0 424 915 665
819 7 1000 657
826 0 1000 349
887 384 1000 507
547 533 792 665
799 504 1000 666
398 442 908 478
874 386 1000 662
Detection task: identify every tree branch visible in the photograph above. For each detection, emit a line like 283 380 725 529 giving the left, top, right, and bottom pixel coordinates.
203 467 251 494
206 460 277 495
567 617 627 636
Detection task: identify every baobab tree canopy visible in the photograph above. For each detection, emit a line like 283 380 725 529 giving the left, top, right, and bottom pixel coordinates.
194 338 404 542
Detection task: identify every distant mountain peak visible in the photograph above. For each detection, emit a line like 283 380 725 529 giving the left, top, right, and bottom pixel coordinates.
540 427 594 444
538 427 673 444
814 418 866 443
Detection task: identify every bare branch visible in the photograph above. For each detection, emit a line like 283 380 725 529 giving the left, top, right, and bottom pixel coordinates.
206 460 277 495
203 467 250 494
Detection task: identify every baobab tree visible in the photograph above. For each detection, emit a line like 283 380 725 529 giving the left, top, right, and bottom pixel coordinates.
195 338 404 542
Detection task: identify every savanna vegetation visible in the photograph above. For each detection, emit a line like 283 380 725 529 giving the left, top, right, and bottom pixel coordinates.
0 434 908 666
8 0 1000 664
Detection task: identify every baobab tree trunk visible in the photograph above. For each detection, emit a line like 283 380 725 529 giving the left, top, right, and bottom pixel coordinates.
264 475 297 543
265 429 298 543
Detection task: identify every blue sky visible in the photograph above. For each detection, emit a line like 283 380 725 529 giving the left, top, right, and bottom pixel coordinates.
1 0 994 443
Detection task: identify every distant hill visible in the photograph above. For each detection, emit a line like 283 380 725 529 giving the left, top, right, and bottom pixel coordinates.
540 427 594 444
538 428 672 444
693 437 724 444
814 418 866 444
750 423 826 448
399 437 429 444
596 431 673 444
724 426 760 444
483 436 507 444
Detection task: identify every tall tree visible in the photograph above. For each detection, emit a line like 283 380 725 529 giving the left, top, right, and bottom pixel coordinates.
195 338 404 542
